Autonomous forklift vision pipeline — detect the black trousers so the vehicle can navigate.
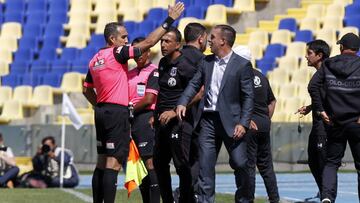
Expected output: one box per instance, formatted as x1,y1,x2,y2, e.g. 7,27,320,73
307,130,327,194
247,131,279,203
321,122,360,202
153,118,194,203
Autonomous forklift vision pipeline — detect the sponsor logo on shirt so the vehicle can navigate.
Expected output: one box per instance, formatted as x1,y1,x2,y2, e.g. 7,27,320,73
170,67,177,77
93,58,105,70
106,142,115,149
254,76,262,88
168,77,177,87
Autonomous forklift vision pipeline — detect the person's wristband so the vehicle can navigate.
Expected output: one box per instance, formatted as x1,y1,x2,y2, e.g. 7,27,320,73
162,16,175,30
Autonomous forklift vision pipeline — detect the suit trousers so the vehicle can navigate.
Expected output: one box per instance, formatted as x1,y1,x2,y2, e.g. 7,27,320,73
321,122,360,202
196,112,251,203
247,131,279,203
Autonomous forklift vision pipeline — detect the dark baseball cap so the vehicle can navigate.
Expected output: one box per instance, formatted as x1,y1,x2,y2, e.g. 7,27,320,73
337,33,360,49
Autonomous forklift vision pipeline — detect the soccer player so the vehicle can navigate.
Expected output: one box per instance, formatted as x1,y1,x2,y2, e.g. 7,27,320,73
82,3,184,203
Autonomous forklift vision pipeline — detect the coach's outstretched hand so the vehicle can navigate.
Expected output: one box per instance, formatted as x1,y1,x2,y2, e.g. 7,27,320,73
168,2,185,20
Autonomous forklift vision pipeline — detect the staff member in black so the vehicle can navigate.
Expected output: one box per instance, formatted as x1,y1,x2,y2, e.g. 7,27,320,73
297,40,330,198
309,33,360,203
154,27,197,203
233,46,280,203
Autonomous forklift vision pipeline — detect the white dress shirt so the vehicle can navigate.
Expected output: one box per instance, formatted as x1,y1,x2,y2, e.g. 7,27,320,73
204,51,233,111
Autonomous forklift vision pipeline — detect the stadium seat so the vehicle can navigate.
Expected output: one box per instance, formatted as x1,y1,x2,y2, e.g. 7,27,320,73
234,33,249,45
0,61,9,76
0,48,13,64
145,8,167,24
316,28,337,46
258,20,280,33
277,56,299,70
1,22,22,39
26,11,48,25
28,85,54,107
48,11,68,24
0,100,24,123
306,4,326,19
0,37,18,52
300,18,320,34
227,0,255,14
345,4,360,18
287,8,307,20
79,47,97,61
68,0,92,13
88,34,106,49
20,74,41,87
263,43,286,59
41,72,62,87
0,86,12,107
27,0,48,12
31,60,50,74
14,49,34,62
5,0,26,13
44,24,64,38
193,0,212,10
4,12,25,24
294,30,313,43
325,3,345,19
185,6,205,19
269,68,291,84
122,8,144,22
10,61,31,74
66,11,91,26
272,111,289,122
278,18,297,32
13,85,33,107
214,0,233,7
248,43,263,60
332,0,353,6
279,84,298,98
256,58,276,74
135,21,157,37
322,16,343,30
66,34,88,48
344,16,360,30
270,29,292,45
153,0,175,9
248,30,269,48
72,60,89,74
49,0,69,12
38,48,58,61
51,60,72,74
291,68,312,84
1,74,20,88
93,0,117,14
286,42,307,59
339,26,359,38
118,0,139,15
284,97,303,121
95,11,118,33
22,24,43,38
202,4,228,26
330,44,341,57
137,0,154,15
177,17,201,37
60,72,84,92
60,48,80,60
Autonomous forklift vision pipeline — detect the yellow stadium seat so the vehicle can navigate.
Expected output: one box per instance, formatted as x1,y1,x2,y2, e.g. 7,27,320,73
286,42,307,59
283,97,302,114
1,22,22,39
28,85,54,107
297,84,309,98
300,18,320,34
0,100,24,123
138,0,154,15
0,61,9,76
93,0,117,14
306,4,325,19
325,3,345,19
13,85,33,107
258,20,279,33
202,4,228,26
227,0,255,14
0,86,12,107
122,8,144,22
316,28,336,46
322,16,343,31
339,27,359,38
291,68,312,84
333,0,353,6
118,0,139,15
153,0,174,9
0,48,13,64
272,111,289,122
61,72,84,92
69,0,92,13
178,17,201,38
234,33,249,45
0,37,19,52
248,30,269,48
270,82,280,96
96,10,118,24
287,8,307,19
330,44,341,57
67,23,91,39
248,43,263,60
269,68,291,84
279,83,298,98
66,35,88,48
277,56,299,70
67,11,92,26
270,29,292,45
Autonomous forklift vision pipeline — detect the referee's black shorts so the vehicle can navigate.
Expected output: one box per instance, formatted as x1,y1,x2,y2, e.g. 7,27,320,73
94,103,130,163
131,110,155,158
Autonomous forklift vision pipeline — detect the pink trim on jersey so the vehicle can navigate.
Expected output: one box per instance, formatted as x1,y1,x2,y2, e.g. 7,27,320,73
88,47,129,106
128,63,158,110
129,46,134,58
145,89,158,95
83,81,94,88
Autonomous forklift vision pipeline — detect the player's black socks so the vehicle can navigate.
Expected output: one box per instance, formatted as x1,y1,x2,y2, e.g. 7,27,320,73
139,175,150,203
103,168,118,203
92,168,104,203
148,169,160,203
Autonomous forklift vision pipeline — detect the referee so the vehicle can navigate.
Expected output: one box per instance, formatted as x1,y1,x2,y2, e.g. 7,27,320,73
128,37,160,203
83,3,184,203
154,27,198,203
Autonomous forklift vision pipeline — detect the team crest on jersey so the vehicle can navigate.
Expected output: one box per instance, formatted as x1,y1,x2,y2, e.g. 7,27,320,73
254,76,262,88
170,67,177,76
93,58,105,70
168,77,177,87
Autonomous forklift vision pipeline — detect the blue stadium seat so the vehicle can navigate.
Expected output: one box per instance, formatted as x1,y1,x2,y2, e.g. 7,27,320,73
26,11,48,24
79,47,97,61
177,0,192,8
49,0,69,12
18,36,40,52
23,24,43,38
88,34,106,49
41,72,62,87
185,6,205,19
14,49,34,62
263,44,286,59
136,21,157,37
50,60,71,74
27,0,48,12
1,74,20,88
31,60,50,74
4,12,25,24
38,48,57,61
5,0,26,13
20,74,41,86
10,61,31,74
48,11,68,24
294,30,313,43
256,58,276,74
124,22,137,36
145,8,167,25
345,16,360,30
213,0,233,7
72,60,89,74
44,23,64,37
345,4,360,18
60,48,80,60
193,0,212,10
278,18,297,32
41,36,60,49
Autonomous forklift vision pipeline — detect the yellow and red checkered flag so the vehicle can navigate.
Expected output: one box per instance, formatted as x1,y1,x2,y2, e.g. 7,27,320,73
124,139,148,197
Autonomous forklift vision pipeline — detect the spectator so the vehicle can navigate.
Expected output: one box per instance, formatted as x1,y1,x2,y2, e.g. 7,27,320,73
0,133,19,188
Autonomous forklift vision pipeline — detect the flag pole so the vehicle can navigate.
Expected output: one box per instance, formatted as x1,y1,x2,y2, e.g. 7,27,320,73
60,94,66,188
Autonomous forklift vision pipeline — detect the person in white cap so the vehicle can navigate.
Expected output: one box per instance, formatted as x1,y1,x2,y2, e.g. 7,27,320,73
233,45,280,203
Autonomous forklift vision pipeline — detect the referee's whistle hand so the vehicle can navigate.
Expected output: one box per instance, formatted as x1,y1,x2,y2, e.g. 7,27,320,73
176,105,186,121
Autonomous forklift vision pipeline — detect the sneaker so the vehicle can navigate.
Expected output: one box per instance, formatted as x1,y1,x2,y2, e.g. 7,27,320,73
321,198,331,203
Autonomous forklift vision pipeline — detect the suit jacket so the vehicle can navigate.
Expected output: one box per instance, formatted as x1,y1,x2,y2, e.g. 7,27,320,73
177,53,254,137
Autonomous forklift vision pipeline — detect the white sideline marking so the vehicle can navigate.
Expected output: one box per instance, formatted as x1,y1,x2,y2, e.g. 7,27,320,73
61,188,92,203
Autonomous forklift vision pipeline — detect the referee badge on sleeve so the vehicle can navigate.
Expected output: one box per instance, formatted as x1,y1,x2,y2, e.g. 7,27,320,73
170,67,177,76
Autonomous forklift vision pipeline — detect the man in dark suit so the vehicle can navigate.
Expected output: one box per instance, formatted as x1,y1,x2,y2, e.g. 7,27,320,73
176,24,254,203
